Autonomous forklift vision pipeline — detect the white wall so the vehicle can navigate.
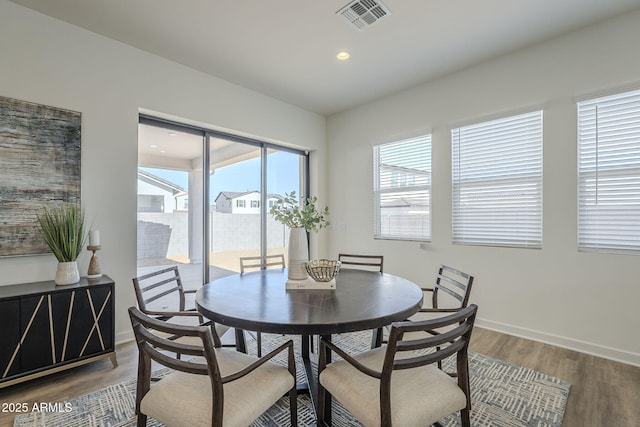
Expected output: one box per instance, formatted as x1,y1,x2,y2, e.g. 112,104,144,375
0,1,325,343
326,10,640,366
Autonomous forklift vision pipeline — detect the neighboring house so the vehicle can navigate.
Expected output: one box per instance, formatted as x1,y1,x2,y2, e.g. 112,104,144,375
137,169,187,213
215,191,282,214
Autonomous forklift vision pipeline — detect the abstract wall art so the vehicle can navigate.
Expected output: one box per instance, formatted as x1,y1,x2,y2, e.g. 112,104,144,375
0,95,81,257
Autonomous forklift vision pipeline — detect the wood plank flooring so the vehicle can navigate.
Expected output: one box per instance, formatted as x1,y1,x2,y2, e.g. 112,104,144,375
0,327,638,427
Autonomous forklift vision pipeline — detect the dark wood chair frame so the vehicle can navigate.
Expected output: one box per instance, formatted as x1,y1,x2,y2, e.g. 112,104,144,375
132,265,201,323
318,304,478,427
337,253,385,348
239,254,286,357
421,264,474,314
128,307,298,427
132,266,235,356
337,253,384,273
401,264,474,370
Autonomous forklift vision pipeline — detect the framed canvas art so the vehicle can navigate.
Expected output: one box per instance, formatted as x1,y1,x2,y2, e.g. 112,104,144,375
0,95,81,257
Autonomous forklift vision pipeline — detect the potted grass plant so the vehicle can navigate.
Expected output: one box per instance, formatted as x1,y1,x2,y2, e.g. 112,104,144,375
269,191,329,280
37,204,87,285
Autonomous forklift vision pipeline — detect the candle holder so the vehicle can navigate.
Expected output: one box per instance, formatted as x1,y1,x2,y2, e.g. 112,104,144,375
87,245,102,278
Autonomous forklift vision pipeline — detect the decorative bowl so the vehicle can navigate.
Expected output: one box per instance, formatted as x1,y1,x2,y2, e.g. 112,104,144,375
305,259,341,282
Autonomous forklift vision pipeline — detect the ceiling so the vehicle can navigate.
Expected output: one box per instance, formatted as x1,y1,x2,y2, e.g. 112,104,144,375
10,0,640,116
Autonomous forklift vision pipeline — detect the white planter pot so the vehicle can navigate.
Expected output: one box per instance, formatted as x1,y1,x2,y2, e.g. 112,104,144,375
55,261,80,285
287,227,309,280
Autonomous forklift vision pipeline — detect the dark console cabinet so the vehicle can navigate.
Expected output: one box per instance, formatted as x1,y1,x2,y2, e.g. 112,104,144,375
0,276,116,388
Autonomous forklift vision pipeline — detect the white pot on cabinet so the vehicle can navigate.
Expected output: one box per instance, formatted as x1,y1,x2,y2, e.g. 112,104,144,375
55,261,80,285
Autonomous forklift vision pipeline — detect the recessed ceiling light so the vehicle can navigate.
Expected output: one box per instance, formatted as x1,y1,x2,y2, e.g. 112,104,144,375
168,132,176,136
336,51,350,61
150,145,158,148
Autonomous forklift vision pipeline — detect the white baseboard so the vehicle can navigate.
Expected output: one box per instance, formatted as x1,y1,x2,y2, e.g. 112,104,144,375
115,329,134,346
476,318,640,367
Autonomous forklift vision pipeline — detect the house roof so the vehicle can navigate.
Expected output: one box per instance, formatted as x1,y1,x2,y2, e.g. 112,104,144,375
214,191,283,203
138,170,186,195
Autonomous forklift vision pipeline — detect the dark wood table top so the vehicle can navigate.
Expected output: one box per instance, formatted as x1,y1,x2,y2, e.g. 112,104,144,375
196,268,423,336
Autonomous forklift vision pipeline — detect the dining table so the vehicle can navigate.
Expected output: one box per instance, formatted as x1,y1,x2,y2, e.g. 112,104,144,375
195,267,423,423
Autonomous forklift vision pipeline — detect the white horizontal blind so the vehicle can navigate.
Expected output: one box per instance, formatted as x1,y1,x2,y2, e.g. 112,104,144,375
578,89,640,254
373,135,431,241
452,111,543,248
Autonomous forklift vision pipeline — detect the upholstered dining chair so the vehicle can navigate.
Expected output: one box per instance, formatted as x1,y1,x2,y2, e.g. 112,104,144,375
239,254,285,273
132,266,230,345
128,307,297,427
391,264,474,370
338,253,385,348
410,264,474,322
337,253,384,273
318,304,478,427
238,254,286,356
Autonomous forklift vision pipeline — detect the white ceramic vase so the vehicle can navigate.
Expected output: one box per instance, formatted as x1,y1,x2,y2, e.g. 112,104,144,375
55,261,80,285
287,227,309,280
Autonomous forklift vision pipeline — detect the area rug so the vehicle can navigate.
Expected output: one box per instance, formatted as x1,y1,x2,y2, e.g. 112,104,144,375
14,331,570,427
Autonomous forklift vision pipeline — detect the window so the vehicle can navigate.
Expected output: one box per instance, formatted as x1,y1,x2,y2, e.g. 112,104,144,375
578,89,640,254
236,199,246,208
251,200,260,208
452,111,543,248
373,135,431,241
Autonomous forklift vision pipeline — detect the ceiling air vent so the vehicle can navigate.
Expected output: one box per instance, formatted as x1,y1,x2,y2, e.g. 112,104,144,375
337,0,391,32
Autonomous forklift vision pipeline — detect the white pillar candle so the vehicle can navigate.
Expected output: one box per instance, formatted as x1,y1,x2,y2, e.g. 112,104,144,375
89,229,100,246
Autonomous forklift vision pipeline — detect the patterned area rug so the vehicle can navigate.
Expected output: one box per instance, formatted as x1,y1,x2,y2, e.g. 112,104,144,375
14,331,570,427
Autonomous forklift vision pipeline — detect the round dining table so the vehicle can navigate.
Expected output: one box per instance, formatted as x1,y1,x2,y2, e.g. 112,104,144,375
195,267,423,423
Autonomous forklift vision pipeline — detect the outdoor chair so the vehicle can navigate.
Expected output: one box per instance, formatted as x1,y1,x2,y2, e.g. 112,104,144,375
318,304,478,427
128,307,297,427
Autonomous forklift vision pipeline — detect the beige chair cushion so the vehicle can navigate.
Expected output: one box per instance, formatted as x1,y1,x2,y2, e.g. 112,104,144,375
320,346,466,427
141,348,294,427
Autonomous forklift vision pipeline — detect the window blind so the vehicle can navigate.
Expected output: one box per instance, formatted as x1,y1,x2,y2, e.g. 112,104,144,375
373,135,431,241
452,111,543,248
578,89,640,254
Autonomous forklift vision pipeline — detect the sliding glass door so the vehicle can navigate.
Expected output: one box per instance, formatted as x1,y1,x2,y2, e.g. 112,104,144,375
137,116,308,287
137,122,205,290
207,141,308,277
266,150,306,265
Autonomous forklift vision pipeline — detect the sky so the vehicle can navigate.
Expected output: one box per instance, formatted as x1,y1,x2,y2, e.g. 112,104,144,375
141,151,301,201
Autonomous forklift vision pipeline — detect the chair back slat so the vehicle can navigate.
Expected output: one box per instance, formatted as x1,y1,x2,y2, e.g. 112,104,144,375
129,306,220,377
132,266,186,313
141,342,210,375
395,321,472,352
431,264,474,309
385,305,478,372
141,275,182,293
142,286,181,305
393,339,466,371
338,253,384,273
240,254,285,273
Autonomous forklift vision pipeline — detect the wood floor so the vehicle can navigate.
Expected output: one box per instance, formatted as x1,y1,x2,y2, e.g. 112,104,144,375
0,327,638,427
